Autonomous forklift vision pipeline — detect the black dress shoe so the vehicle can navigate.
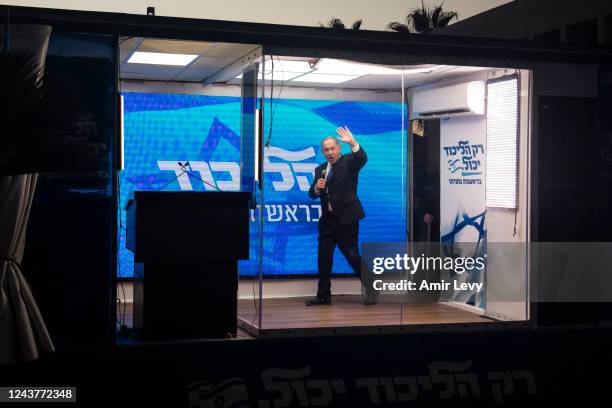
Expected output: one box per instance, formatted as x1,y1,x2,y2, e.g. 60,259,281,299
363,299,377,306
305,296,332,306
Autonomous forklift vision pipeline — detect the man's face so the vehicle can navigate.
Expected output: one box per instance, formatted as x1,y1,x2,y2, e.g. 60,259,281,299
322,139,341,164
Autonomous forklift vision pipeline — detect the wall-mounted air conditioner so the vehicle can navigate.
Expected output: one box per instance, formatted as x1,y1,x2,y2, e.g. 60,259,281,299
410,81,485,119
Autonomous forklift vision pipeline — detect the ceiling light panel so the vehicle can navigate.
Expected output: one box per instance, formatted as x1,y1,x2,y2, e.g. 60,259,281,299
127,51,198,66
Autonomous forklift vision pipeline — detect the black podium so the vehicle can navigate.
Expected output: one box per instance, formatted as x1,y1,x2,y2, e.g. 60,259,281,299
126,191,251,339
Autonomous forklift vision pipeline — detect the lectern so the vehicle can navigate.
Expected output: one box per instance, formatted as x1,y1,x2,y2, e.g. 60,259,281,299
126,191,251,339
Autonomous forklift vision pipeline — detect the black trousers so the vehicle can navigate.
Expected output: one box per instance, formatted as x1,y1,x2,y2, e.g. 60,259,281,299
316,212,362,299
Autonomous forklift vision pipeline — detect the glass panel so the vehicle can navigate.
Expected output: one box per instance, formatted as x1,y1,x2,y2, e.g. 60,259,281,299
238,62,263,336
403,66,447,326
258,53,406,332
403,65,531,325
117,40,265,339
483,70,530,321
24,32,117,346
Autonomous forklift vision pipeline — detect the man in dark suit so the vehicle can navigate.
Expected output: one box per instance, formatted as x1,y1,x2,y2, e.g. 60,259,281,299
306,126,374,306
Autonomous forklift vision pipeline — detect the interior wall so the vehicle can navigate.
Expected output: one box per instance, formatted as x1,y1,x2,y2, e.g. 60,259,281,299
485,69,531,322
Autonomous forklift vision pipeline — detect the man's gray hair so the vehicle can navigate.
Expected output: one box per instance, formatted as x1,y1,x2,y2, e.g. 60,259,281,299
320,136,339,147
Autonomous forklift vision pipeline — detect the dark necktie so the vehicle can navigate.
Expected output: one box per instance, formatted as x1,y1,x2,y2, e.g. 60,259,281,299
325,165,333,195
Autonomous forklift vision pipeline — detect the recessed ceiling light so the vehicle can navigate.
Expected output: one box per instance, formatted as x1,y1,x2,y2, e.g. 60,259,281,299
292,73,361,83
127,51,198,66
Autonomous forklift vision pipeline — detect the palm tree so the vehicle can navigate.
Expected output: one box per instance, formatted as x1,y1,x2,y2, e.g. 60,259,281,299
387,21,411,33
318,17,363,31
388,2,458,34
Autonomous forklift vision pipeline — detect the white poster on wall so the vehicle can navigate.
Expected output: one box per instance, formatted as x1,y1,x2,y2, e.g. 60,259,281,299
439,115,487,308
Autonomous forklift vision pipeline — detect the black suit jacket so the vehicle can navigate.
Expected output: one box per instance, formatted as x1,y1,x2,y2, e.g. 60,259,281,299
308,146,367,225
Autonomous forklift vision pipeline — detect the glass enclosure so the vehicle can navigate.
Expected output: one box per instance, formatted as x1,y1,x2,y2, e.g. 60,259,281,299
252,53,408,331
117,36,532,337
240,51,531,333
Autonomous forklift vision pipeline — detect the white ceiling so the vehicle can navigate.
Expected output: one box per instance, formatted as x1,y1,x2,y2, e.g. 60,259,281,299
120,37,259,82
119,37,491,89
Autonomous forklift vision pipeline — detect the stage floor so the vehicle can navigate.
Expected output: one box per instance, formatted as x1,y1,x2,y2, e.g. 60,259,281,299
116,296,492,342
238,295,490,334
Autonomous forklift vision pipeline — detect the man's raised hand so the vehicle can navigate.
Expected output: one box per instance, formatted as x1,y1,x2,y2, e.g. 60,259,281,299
336,126,356,147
